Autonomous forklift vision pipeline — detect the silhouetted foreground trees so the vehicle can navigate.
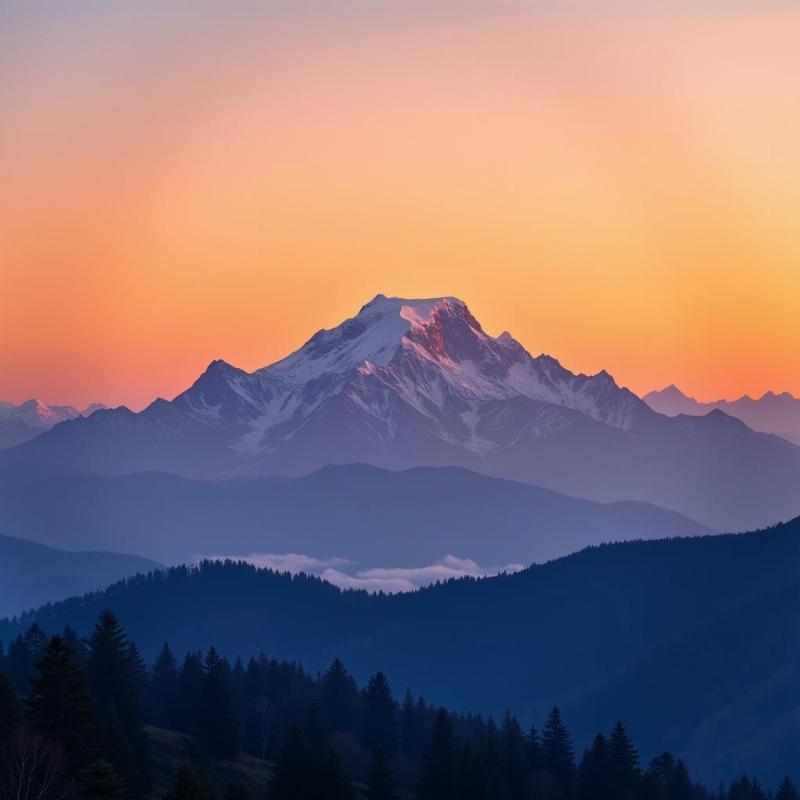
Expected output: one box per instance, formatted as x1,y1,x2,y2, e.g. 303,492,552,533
1,615,797,800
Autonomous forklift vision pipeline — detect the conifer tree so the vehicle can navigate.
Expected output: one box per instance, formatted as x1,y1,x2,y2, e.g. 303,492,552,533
776,776,800,800
26,634,96,767
366,746,397,800
86,611,149,792
527,725,540,772
150,642,180,728
178,651,204,732
578,733,610,800
78,759,126,800
321,657,360,734
417,708,457,800
362,671,397,754
199,646,240,760
540,706,575,790
608,721,640,800
671,759,693,800
500,710,529,800
87,611,140,725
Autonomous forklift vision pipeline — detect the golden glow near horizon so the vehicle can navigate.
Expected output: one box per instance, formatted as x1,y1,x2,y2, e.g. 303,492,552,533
1,2,799,410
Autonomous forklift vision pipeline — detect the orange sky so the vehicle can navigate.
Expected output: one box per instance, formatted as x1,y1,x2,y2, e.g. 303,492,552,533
1,1,799,410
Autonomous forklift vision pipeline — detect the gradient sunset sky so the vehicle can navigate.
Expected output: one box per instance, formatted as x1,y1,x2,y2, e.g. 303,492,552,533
1,1,799,410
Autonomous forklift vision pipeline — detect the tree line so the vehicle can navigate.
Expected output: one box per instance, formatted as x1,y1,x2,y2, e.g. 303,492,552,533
1,614,797,800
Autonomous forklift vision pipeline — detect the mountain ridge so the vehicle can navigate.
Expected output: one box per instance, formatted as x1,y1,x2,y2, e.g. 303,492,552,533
8,295,800,531
0,462,709,567
644,384,800,445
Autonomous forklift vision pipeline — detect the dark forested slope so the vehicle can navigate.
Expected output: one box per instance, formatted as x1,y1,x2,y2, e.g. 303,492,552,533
2,518,798,784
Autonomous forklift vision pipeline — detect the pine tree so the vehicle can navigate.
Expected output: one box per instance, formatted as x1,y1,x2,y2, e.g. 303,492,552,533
671,759,693,800
500,710,528,800
776,776,800,800
178,651,204,732
527,725,540,771
0,670,20,747
578,733,610,800
87,611,141,727
608,721,640,800
321,657,360,734
87,611,151,793
199,646,240,760
78,759,126,800
362,671,397,755
164,762,214,800
150,642,180,728
26,634,96,767
540,706,575,790
366,746,397,800
417,708,457,800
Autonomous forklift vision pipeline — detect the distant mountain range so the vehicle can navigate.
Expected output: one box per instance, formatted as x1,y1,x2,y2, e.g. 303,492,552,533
6,295,800,531
6,516,798,785
0,398,107,448
0,531,159,619
0,462,708,568
644,385,800,445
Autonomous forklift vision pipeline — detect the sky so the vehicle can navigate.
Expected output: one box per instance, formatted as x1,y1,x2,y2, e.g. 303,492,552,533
1,0,799,410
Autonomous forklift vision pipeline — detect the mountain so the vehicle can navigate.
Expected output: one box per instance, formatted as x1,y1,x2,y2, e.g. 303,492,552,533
0,398,107,448
0,462,708,567
0,531,160,618
9,295,800,531
644,385,800,445
4,517,798,785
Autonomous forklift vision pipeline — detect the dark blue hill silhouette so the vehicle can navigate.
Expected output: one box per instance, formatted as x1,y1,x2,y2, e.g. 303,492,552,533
2,516,798,784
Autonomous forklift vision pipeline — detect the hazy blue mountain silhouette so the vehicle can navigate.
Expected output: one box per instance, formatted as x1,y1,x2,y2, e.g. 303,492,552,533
0,531,159,618
0,462,707,566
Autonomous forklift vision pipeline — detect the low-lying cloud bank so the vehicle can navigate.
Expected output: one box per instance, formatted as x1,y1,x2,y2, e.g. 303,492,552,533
198,552,525,593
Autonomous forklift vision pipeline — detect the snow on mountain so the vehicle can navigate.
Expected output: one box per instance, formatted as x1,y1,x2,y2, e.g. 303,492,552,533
165,295,646,462
0,399,108,448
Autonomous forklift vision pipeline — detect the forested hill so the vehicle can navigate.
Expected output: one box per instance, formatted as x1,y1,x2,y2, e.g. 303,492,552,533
2,517,799,784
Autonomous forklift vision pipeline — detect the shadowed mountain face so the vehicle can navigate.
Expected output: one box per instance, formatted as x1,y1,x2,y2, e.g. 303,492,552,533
644,385,800,445
8,296,800,531
0,532,160,618
4,518,798,785
0,463,708,567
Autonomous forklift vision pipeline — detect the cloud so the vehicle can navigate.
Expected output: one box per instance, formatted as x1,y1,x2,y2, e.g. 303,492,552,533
198,552,524,594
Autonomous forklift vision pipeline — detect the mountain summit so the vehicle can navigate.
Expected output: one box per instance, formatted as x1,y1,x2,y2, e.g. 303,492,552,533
9,295,800,530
